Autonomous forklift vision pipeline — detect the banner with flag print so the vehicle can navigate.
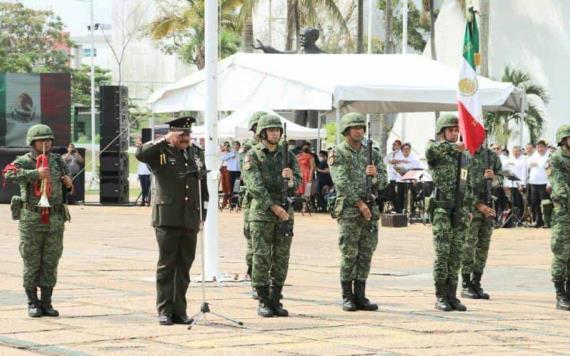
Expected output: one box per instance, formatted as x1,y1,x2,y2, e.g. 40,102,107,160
457,11,486,155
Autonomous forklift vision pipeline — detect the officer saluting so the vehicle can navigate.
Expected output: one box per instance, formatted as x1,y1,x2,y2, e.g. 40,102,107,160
135,117,209,325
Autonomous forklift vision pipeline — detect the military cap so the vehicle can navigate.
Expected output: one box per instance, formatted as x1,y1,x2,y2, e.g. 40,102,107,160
556,125,570,146
26,124,55,146
248,111,267,132
339,112,366,135
256,114,283,135
166,116,195,132
435,113,459,134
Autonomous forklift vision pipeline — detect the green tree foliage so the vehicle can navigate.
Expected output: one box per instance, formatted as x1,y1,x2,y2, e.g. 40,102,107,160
71,65,112,107
0,3,73,73
377,0,434,52
485,66,549,145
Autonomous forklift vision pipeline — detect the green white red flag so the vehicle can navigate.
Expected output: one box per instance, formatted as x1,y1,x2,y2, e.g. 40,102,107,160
457,12,485,155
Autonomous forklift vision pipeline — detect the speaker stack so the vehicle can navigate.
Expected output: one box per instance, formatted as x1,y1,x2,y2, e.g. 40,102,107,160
99,85,129,204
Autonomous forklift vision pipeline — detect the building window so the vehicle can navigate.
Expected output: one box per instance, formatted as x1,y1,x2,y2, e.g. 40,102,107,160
83,48,97,57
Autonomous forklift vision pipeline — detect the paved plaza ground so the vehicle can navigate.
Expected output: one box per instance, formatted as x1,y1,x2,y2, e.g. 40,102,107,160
1,204,569,355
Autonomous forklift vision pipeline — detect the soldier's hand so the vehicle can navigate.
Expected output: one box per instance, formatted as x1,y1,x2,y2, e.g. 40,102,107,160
61,175,73,189
282,168,293,180
484,169,495,180
365,165,377,177
135,137,142,147
468,213,474,222
456,142,466,152
546,186,552,194
270,204,289,221
356,200,372,221
165,131,184,146
475,203,496,218
37,167,49,179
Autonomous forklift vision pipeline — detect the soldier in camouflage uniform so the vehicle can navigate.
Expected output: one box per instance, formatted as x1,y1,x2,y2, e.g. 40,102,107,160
239,111,266,299
425,114,473,312
242,115,301,317
461,144,503,300
547,125,570,311
329,113,387,312
3,125,73,318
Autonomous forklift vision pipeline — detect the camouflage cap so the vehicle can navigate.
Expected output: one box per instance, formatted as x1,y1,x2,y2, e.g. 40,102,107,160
435,113,459,134
339,112,366,136
26,124,55,146
248,111,267,132
556,125,570,146
256,114,283,136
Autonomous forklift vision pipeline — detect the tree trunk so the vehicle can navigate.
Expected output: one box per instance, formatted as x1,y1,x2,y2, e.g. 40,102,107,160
429,0,436,60
294,5,300,52
286,0,296,50
241,11,254,53
479,0,490,77
385,0,394,54
357,0,364,53
380,0,397,156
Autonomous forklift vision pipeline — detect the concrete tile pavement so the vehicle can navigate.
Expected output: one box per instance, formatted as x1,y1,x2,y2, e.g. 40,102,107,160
0,204,568,355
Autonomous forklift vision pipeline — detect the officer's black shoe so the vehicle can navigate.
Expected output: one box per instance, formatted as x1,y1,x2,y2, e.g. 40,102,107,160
158,314,174,325
447,281,467,312
25,288,42,318
172,314,194,325
554,281,570,311
40,287,59,317
341,281,357,311
472,272,490,299
256,286,274,317
461,274,480,299
270,285,289,317
434,282,452,311
354,280,378,311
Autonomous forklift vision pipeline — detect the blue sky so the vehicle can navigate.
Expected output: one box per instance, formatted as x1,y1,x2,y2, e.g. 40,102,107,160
19,0,113,36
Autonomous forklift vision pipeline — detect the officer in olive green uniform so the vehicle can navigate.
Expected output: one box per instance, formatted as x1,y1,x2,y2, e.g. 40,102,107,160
329,113,388,312
239,111,266,300
425,114,473,312
547,125,570,311
242,115,301,318
461,145,502,300
3,125,73,318
135,117,209,325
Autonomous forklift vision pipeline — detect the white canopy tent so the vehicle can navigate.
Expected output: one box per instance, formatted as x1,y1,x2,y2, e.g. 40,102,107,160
148,53,523,114
191,109,326,140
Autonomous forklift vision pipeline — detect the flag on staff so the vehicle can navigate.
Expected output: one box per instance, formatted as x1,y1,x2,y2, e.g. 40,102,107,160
457,9,485,155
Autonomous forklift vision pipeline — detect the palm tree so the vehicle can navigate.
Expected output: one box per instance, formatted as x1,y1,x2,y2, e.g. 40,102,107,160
285,0,351,51
485,66,549,145
149,0,243,69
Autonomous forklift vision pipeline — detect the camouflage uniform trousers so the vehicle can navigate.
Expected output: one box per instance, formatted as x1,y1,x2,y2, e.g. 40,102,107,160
551,207,570,282
19,211,65,289
243,205,253,271
338,216,379,282
250,220,293,288
461,211,493,275
432,208,469,284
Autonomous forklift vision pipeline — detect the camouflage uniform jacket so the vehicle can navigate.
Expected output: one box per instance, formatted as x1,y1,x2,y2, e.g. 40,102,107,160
468,147,504,207
4,151,69,211
242,142,301,222
425,140,474,208
329,141,388,219
548,147,570,209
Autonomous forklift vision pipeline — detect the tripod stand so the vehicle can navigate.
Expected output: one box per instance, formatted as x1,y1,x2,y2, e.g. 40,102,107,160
188,168,243,330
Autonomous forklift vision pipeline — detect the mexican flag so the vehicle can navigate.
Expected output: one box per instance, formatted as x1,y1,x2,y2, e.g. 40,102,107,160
0,73,71,147
457,12,485,155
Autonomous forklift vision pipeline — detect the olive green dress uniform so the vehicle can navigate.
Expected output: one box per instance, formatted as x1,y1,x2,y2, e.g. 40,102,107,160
135,118,208,322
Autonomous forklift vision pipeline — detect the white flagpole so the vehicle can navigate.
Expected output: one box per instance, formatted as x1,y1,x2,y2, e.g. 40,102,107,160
204,0,219,280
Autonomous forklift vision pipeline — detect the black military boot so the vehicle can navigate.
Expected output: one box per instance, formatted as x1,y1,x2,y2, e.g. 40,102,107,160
25,288,42,318
472,272,490,300
447,280,467,311
40,287,59,317
554,281,570,311
461,273,480,299
270,285,289,317
255,286,274,317
354,280,378,311
341,281,357,311
434,281,452,311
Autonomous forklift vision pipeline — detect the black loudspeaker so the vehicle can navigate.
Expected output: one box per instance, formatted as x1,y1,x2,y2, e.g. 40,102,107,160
0,147,86,204
99,150,129,204
141,128,152,143
99,85,129,152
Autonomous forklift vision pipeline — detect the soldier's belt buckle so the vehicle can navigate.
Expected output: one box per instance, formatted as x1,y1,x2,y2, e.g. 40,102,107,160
460,168,468,180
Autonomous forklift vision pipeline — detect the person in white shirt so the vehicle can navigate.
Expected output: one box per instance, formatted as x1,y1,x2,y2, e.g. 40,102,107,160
396,143,423,214
221,141,241,207
384,140,403,212
504,146,527,223
528,140,551,227
136,137,152,206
